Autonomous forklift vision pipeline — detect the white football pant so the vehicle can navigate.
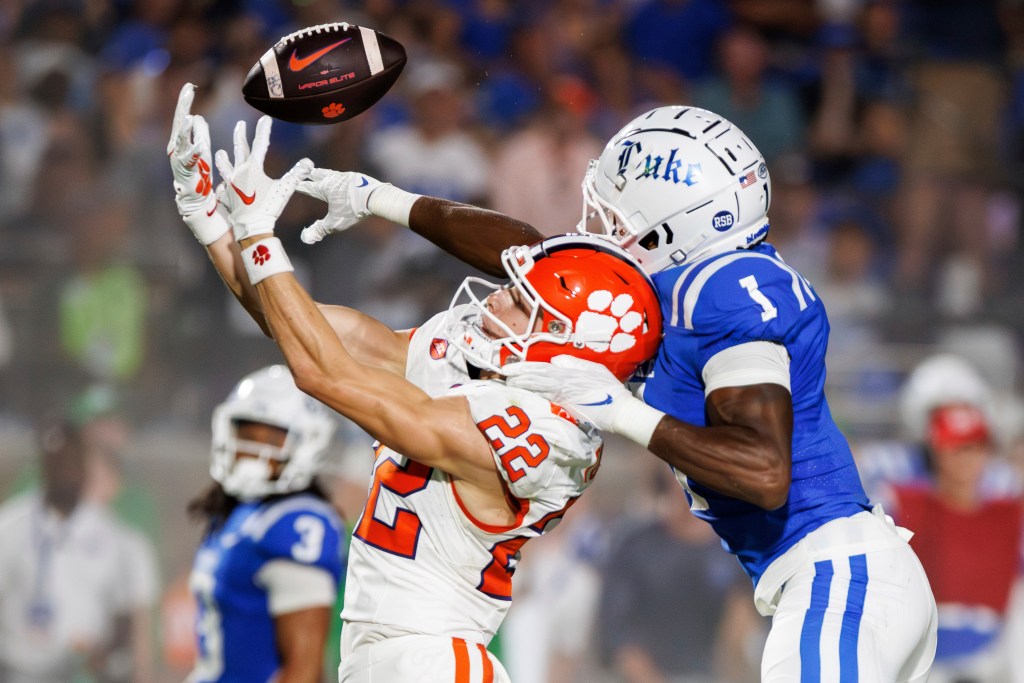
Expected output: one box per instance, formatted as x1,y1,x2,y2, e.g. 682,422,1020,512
339,633,510,683
757,510,937,682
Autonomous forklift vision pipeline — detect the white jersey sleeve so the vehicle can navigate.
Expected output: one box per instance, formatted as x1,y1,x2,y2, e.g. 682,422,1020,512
405,308,473,396
451,381,604,528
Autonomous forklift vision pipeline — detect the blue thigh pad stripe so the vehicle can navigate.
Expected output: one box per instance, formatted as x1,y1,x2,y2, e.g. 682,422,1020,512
800,559,834,682
839,554,869,683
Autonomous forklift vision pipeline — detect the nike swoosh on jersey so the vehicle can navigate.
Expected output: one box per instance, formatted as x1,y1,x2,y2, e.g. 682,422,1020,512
206,202,218,217
356,176,370,187
288,38,352,72
580,394,614,406
231,183,256,205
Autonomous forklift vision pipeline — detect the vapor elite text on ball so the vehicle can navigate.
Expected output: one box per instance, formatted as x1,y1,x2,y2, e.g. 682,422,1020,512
243,22,407,125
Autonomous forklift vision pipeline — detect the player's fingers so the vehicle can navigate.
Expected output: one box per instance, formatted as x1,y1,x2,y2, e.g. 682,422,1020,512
214,150,234,183
173,114,194,158
168,83,195,152
499,361,551,378
251,116,273,166
296,180,325,201
308,167,331,182
192,115,211,157
233,120,250,165
281,158,314,190
300,221,327,245
551,354,604,372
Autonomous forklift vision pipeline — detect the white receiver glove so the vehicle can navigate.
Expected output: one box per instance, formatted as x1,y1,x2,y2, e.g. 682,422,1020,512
167,83,229,245
214,116,312,241
295,169,383,244
502,355,666,447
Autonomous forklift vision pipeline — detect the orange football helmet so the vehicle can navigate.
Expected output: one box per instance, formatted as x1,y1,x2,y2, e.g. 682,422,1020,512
446,234,663,381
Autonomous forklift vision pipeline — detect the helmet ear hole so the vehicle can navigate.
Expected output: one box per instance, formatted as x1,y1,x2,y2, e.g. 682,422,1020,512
639,225,673,251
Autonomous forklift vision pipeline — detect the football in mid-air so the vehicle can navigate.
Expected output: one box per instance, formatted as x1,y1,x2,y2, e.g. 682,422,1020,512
242,22,406,125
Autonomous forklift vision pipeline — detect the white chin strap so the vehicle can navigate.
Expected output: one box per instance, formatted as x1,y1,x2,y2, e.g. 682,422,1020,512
223,458,274,500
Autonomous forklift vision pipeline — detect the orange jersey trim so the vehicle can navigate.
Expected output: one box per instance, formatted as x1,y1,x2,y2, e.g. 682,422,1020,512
449,479,529,533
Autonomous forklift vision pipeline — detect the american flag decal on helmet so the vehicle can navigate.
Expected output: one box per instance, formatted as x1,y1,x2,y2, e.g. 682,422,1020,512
738,170,756,188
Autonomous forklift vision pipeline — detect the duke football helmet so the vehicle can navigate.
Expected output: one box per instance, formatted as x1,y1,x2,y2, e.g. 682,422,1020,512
210,365,337,500
580,106,771,273
446,234,662,381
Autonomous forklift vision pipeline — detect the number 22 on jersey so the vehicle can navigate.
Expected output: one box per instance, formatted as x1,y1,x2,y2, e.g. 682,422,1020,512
354,457,432,558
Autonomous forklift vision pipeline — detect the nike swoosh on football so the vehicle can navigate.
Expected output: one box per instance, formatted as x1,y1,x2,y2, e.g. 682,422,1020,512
231,183,256,205
288,38,352,72
580,394,614,406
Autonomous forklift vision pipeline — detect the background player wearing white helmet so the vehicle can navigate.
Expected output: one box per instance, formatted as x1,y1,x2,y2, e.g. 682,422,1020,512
187,364,345,683
167,84,662,682
279,104,939,682
858,353,1020,503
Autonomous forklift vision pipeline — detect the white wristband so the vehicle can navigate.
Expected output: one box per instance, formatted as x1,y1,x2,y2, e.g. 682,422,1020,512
241,238,293,285
612,397,666,448
366,184,421,226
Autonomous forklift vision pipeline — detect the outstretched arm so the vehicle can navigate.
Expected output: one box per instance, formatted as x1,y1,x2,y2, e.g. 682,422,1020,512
407,197,542,277
503,356,793,510
296,169,543,278
212,116,502,492
168,84,407,373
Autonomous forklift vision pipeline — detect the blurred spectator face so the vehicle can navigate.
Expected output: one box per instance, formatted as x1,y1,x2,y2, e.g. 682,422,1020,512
861,1,901,52
40,424,86,515
718,26,768,86
408,62,465,137
828,221,876,283
860,101,905,158
928,404,992,492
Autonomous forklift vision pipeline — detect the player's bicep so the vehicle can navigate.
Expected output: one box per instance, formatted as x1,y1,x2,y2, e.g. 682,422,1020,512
317,303,409,375
398,395,499,484
705,382,793,453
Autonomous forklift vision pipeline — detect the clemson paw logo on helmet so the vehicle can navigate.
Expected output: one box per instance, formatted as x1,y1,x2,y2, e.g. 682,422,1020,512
251,244,272,265
576,290,644,353
322,102,346,118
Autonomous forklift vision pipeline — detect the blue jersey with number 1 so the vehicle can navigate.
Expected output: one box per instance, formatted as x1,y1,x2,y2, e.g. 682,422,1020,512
643,242,870,584
189,494,345,683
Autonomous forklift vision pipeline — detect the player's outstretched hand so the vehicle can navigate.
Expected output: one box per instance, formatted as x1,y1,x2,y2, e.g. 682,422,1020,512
502,355,635,432
295,169,383,244
167,82,229,245
214,115,313,241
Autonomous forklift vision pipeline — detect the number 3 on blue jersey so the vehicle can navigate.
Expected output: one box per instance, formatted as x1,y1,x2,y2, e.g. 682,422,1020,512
291,515,325,562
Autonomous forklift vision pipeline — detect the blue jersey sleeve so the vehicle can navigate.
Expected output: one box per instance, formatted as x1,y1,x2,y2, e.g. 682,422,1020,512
252,496,346,582
678,252,816,370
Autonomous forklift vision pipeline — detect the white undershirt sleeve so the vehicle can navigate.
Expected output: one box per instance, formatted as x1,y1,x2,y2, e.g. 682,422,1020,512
702,341,791,396
255,559,337,616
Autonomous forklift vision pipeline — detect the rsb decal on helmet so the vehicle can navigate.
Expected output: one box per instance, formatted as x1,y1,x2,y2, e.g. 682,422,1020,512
712,211,735,232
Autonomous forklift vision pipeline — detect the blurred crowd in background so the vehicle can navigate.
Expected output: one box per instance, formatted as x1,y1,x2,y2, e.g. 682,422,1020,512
3,0,1024,681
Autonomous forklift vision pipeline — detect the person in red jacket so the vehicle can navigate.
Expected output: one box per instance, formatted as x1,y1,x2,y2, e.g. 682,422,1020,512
890,402,1023,683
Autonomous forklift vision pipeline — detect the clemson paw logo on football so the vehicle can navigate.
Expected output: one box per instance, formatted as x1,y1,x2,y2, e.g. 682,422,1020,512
251,244,272,265
577,290,644,353
322,102,346,119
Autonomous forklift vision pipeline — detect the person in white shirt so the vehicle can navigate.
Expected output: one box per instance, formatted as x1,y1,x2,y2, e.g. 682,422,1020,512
0,423,139,683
